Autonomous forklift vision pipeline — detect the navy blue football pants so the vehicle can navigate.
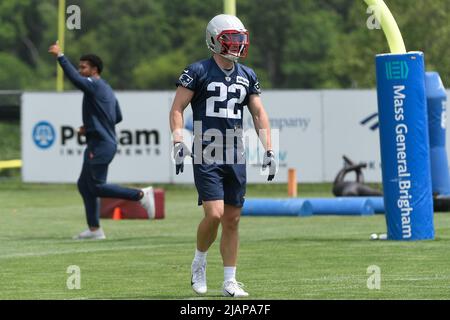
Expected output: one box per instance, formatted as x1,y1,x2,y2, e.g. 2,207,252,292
77,141,141,228
193,163,247,208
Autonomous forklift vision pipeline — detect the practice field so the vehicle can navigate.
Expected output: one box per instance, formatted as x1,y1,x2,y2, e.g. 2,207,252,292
0,179,449,300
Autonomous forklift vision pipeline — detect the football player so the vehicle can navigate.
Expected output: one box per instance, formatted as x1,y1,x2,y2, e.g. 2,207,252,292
169,14,277,297
48,42,155,240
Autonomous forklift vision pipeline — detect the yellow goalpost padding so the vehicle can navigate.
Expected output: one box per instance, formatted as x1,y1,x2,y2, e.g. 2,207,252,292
0,160,22,170
56,0,66,92
224,0,236,16
364,0,406,54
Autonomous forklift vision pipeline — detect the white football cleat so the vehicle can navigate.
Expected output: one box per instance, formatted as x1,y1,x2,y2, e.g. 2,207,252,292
139,186,155,219
191,260,207,295
73,228,106,240
222,280,249,297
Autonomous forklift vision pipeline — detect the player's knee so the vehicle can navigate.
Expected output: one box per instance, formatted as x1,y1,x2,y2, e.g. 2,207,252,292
206,211,223,223
203,201,224,221
222,214,240,230
204,206,224,222
90,183,105,196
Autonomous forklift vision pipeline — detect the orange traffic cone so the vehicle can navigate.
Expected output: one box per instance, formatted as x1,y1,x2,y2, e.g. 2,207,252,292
112,207,122,220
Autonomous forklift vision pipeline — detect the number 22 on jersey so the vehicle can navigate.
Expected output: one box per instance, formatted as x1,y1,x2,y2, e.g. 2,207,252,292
206,82,246,119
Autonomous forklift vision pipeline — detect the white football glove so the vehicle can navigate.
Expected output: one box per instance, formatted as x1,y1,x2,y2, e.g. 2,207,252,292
262,150,277,181
173,142,191,175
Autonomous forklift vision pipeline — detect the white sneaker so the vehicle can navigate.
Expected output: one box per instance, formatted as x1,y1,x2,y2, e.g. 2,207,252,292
191,260,207,295
223,280,249,297
139,187,155,219
73,228,106,240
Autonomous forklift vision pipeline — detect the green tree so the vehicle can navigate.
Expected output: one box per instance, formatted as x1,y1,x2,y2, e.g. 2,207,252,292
0,53,34,89
0,0,449,90
133,50,188,89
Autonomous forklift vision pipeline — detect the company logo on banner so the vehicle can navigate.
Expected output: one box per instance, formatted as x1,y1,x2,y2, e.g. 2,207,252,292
32,121,56,149
360,112,379,131
22,92,171,183
386,61,409,80
254,117,311,132
32,123,161,157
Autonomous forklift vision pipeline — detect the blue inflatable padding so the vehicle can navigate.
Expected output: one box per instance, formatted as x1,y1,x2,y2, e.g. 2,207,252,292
426,72,450,195
242,199,313,217
430,148,450,195
426,72,447,100
375,52,434,240
308,198,374,216
336,197,385,213
242,197,386,216
364,197,385,213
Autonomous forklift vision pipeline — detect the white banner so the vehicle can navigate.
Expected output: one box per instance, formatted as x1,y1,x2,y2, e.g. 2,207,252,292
22,90,450,183
244,91,323,183
22,92,171,183
322,90,382,182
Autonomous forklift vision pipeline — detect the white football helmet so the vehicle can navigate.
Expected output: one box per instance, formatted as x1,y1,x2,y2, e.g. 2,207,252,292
206,14,249,62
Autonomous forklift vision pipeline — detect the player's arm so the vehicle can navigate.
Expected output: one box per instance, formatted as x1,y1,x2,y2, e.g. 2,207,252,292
248,94,272,151
170,86,194,174
248,94,276,181
48,42,95,94
170,86,194,143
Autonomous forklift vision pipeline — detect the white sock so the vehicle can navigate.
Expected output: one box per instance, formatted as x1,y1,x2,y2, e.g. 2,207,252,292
193,249,207,264
224,266,236,282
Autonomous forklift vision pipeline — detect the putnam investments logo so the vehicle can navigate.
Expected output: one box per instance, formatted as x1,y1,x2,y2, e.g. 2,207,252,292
31,122,161,157
386,61,409,80
33,121,56,149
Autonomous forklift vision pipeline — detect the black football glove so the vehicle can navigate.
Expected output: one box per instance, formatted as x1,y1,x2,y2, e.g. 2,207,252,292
173,142,191,175
262,150,277,181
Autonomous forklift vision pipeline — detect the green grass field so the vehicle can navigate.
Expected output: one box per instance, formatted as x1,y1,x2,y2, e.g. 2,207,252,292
0,178,449,300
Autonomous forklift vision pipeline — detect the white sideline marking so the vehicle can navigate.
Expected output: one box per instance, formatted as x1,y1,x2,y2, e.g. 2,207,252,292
0,243,187,260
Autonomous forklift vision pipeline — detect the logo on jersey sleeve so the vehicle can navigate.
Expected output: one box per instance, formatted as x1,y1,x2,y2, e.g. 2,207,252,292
236,76,249,87
179,72,194,87
254,81,261,94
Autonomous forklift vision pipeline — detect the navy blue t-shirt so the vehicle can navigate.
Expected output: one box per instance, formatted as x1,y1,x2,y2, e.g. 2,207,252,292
176,57,261,144
58,55,122,146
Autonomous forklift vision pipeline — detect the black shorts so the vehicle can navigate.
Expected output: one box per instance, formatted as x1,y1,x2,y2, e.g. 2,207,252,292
193,163,246,208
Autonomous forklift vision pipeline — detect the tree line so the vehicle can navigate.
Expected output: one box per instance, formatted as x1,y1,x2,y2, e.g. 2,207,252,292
0,0,449,91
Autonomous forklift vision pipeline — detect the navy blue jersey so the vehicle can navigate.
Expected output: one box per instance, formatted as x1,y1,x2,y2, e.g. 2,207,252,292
58,55,122,145
176,57,261,141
